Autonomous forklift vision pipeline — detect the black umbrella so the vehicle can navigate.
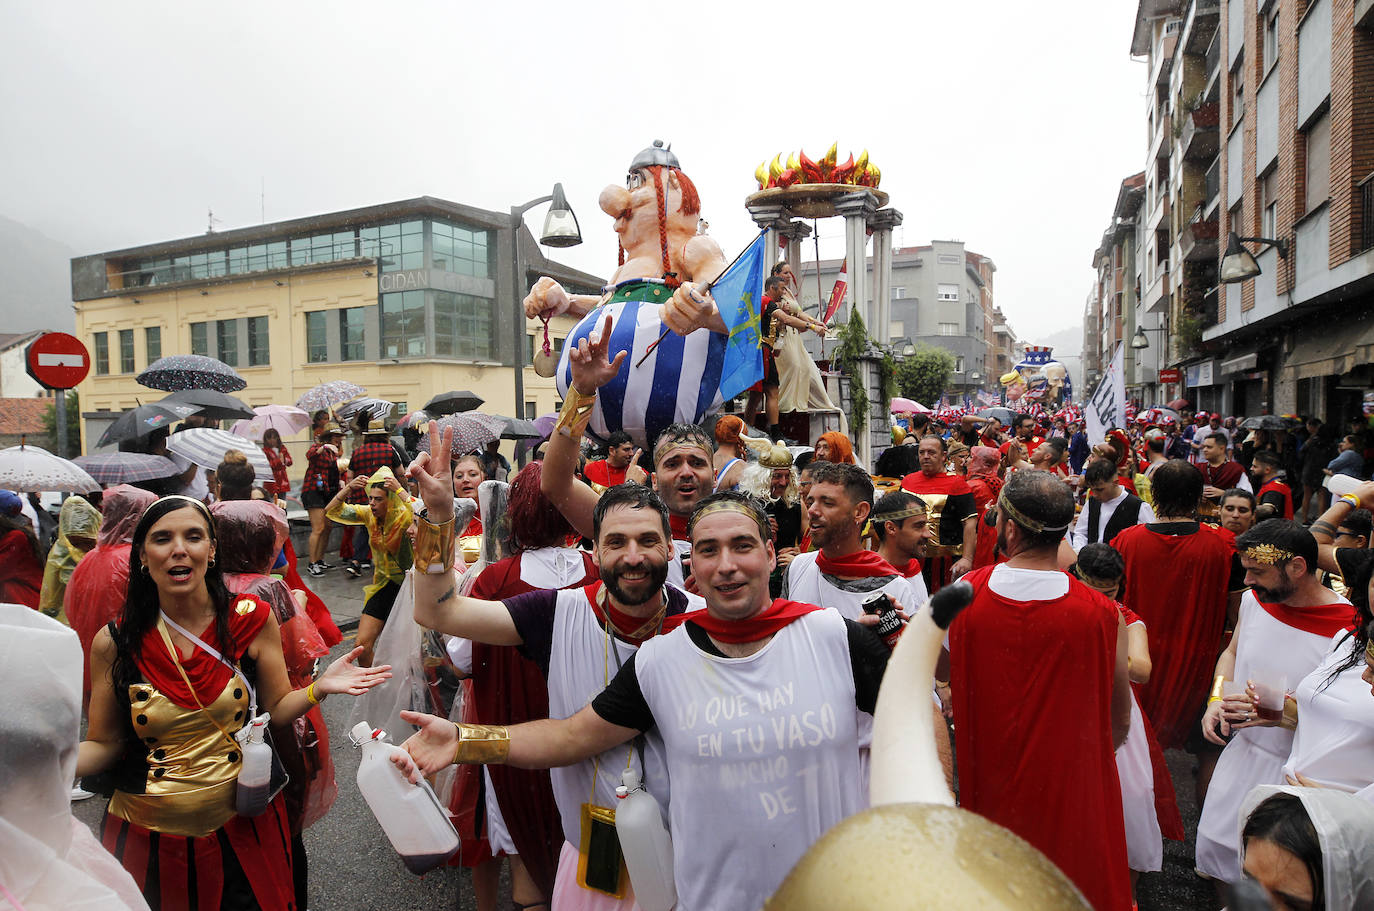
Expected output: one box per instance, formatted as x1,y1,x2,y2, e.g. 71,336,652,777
161,389,255,421
499,417,544,440
424,390,484,416
137,354,246,393
1240,414,1293,430
96,402,203,448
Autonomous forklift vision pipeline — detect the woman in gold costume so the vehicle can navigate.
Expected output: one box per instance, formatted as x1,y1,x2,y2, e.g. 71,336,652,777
76,495,389,911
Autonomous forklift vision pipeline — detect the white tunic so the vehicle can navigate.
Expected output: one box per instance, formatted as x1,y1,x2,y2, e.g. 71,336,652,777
634,609,863,911
1195,592,1349,881
1115,618,1162,873
1282,631,1374,802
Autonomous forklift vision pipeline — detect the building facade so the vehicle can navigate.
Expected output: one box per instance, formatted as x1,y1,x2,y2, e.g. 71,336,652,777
797,240,1010,398
1106,0,1374,423
70,197,603,457
0,330,50,399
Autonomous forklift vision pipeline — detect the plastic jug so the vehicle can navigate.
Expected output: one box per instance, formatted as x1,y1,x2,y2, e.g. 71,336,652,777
615,767,676,911
234,714,273,817
351,721,460,875
1324,473,1362,497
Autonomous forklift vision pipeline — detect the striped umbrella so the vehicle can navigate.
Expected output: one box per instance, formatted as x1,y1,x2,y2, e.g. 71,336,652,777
73,453,182,485
165,428,273,482
297,381,366,413
336,397,395,425
137,355,246,393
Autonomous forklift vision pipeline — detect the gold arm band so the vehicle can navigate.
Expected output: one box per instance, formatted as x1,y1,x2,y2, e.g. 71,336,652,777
414,515,457,574
306,681,322,706
1280,696,1298,732
452,722,511,764
556,385,597,440
1208,675,1226,704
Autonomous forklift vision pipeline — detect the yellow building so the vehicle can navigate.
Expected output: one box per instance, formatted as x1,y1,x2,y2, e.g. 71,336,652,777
70,196,603,472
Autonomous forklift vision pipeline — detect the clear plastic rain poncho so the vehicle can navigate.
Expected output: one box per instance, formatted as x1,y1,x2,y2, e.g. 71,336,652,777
38,495,101,622
0,604,151,911
1239,784,1374,908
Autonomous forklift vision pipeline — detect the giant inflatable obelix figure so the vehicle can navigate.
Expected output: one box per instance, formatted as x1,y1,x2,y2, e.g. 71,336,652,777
524,141,731,449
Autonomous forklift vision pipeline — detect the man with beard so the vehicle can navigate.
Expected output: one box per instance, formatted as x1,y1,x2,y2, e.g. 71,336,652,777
1194,520,1351,894
542,321,713,588
785,462,925,615
408,430,701,911
999,412,1044,461
1198,432,1252,520
398,491,892,911
948,470,1133,911
1219,488,1258,536
1250,450,1294,519
900,435,978,591
1113,460,1246,758
583,431,637,492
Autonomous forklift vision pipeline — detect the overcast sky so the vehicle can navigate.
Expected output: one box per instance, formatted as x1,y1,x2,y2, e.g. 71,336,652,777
2,1,1147,348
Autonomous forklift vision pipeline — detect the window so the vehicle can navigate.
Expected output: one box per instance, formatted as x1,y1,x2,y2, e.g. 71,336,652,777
937,283,959,302
306,312,328,363
937,253,961,265
1261,168,1279,239
119,329,135,373
144,326,161,364
1261,8,1278,76
246,316,269,366
893,287,905,299
433,291,495,360
381,290,427,357
339,308,365,361
291,230,357,267
938,322,959,336
366,221,424,273
190,322,208,356
1304,112,1331,214
432,221,491,278
1230,59,1245,127
217,319,238,367
93,332,108,375
955,356,965,373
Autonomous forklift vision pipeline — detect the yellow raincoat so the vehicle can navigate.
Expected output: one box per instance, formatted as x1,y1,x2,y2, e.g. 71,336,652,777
38,496,101,622
326,466,414,601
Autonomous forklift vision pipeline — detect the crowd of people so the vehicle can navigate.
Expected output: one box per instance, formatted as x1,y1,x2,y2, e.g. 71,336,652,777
5,356,1374,911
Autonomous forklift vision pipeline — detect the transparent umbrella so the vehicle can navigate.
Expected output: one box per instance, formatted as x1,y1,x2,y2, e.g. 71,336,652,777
0,443,99,493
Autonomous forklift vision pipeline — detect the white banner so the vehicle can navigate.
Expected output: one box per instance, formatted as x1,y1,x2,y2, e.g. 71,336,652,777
1085,343,1126,445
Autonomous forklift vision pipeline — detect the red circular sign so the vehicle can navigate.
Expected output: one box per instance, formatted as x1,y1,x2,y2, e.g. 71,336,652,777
25,332,92,390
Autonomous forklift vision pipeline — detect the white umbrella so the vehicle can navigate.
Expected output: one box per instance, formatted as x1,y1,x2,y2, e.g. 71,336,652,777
166,429,273,482
0,444,99,493
231,404,312,441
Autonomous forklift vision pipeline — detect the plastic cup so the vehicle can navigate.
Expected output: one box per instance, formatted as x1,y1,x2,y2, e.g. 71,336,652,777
1251,671,1288,723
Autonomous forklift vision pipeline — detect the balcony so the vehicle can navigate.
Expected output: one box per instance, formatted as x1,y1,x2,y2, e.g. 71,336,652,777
1181,0,1220,54
1180,102,1220,162
1179,207,1219,262
1153,28,1179,87
1362,172,1374,253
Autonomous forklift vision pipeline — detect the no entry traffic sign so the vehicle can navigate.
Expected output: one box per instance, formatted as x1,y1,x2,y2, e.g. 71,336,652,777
26,332,91,390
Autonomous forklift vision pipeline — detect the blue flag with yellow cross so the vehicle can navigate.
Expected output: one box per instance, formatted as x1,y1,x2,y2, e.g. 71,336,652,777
714,230,768,400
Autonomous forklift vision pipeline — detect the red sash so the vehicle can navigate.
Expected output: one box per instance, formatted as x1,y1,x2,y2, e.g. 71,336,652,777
815,548,901,578
669,513,690,541
668,598,821,643
1256,597,1354,638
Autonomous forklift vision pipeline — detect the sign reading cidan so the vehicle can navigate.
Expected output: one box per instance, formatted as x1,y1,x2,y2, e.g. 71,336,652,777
377,268,495,298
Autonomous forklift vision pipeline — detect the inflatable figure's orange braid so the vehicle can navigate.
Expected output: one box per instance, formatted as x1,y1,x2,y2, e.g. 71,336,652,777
651,166,677,287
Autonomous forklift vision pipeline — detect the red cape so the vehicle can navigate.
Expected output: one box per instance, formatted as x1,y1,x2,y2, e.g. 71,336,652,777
0,528,42,608
1114,522,1236,748
951,567,1132,911
1256,597,1355,638
900,471,974,496
66,543,133,702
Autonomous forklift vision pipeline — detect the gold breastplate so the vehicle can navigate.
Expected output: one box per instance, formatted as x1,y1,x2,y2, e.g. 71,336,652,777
108,677,249,837
913,492,963,558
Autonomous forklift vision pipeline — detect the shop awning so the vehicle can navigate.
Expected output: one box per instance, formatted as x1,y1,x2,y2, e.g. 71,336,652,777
1281,311,1374,381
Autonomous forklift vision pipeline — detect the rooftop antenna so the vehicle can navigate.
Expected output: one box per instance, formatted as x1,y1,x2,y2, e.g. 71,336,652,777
206,208,222,234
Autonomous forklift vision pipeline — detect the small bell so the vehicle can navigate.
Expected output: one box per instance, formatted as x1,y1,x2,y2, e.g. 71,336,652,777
531,318,558,377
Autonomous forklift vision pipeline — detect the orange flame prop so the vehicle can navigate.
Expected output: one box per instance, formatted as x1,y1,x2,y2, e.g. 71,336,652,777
755,145,882,190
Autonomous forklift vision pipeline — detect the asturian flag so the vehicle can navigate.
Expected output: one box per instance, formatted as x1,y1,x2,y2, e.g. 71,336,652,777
716,231,769,400
823,259,849,326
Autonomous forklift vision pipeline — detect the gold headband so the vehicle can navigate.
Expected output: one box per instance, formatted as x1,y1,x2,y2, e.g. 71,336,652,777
871,505,927,524
687,499,770,539
996,491,1071,534
1071,565,1118,591
1241,543,1297,565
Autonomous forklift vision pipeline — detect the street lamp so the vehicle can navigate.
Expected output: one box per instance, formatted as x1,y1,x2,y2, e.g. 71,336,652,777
1219,231,1288,283
510,184,582,463
1130,325,1165,350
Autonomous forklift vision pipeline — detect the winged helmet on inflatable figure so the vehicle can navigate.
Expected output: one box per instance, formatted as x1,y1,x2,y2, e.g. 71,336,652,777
523,141,733,450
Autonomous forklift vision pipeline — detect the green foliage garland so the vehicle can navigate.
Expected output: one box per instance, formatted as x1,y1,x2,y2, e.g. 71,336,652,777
836,310,870,435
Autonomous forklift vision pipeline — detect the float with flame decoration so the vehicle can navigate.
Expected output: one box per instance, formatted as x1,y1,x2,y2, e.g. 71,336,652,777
746,143,888,217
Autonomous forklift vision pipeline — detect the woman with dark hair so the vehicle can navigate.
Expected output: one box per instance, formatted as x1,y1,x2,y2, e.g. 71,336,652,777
0,488,44,607
75,496,389,911
1240,787,1374,909
261,428,293,499
216,449,261,502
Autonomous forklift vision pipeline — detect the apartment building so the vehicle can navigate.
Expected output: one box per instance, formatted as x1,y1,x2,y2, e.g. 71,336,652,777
70,197,602,452
1118,0,1374,422
797,240,1010,397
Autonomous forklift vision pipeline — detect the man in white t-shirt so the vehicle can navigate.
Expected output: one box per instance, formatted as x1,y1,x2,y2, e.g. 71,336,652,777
399,490,894,911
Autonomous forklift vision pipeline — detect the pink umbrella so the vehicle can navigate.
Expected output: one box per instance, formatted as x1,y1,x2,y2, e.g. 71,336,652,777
889,397,931,414
230,404,312,441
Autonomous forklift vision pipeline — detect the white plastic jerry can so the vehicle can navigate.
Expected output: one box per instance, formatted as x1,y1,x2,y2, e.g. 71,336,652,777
351,721,460,874
234,713,273,817
615,767,677,911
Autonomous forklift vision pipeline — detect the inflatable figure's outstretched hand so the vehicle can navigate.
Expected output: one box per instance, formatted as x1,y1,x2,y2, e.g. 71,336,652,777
569,315,627,394
524,276,571,320
662,281,722,336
